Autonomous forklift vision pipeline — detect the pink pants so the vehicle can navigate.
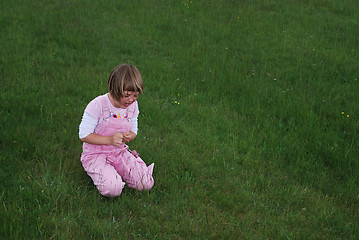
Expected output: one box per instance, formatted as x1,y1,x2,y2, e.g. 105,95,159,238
81,147,154,197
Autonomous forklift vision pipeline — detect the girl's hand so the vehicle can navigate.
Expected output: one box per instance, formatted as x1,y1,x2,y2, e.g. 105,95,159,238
111,132,124,146
123,131,136,143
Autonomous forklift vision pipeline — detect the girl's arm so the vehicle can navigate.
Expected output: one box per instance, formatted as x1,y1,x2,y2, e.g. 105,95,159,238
79,112,124,146
123,131,136,143
81,132,124,147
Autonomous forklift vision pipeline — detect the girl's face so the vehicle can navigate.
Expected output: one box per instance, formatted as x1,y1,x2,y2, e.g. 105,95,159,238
116,91,139,108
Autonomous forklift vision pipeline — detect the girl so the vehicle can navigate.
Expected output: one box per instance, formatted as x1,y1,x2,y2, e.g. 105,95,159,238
79,64,154,197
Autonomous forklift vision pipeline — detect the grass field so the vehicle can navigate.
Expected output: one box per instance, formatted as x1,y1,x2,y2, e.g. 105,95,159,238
1,0,358,239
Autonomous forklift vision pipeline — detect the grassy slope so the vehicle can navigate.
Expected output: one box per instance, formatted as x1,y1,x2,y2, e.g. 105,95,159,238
1,0,358,239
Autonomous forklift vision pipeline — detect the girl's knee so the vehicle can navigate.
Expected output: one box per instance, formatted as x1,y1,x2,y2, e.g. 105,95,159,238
143,180,154,191
137,178,154,191
137,163,155,191
99,179,125,197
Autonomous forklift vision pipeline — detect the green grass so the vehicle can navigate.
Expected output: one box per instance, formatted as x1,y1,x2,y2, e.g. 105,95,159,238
1,0,358,239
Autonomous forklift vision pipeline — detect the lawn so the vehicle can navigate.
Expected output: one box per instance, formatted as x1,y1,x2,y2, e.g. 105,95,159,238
1,0,358,239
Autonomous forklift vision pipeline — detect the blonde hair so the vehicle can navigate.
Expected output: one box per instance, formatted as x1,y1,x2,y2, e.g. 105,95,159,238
107,64,143,101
